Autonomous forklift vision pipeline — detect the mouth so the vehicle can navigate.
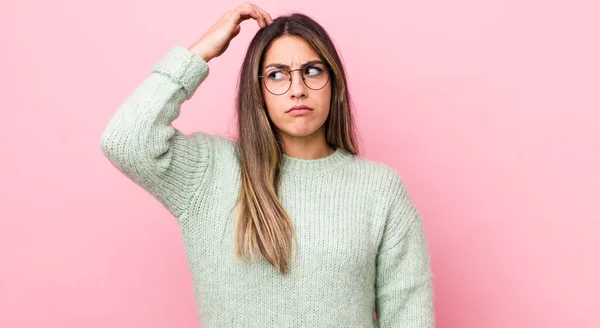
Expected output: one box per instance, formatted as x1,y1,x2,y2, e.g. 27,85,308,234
286,105,314,113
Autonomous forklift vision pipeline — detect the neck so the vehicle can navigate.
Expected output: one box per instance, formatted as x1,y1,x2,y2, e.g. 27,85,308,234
279,129,334,160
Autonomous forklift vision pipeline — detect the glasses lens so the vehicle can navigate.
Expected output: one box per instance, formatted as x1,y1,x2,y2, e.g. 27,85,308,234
302,63,329,90
264,69,291,95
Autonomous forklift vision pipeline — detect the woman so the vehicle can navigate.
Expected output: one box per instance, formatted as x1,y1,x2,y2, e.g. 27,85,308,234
100,3,434,327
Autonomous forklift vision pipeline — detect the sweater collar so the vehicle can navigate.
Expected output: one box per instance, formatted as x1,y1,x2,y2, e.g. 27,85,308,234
281,147,354,175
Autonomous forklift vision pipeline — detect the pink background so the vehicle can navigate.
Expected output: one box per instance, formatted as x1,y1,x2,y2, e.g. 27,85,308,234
1,0,598,327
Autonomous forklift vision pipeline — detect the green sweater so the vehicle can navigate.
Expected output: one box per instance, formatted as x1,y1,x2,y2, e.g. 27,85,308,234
100,45,435,327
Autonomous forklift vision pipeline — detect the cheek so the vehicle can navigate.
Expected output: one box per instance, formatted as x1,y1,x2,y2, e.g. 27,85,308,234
315,87,332,112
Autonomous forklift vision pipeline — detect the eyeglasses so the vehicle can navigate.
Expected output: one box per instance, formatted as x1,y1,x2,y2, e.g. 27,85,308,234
258,62,331,95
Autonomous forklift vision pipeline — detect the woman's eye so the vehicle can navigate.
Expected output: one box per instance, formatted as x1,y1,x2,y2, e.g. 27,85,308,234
268,71,285,80
304,66,323,77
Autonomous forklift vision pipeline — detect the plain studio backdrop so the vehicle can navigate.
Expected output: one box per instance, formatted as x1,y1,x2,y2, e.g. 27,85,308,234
1,0,598,327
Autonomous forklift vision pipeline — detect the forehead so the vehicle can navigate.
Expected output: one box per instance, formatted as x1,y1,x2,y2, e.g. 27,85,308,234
262,35,321,65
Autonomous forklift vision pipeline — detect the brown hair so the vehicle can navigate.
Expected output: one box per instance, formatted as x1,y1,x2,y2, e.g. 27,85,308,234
233,13,359,274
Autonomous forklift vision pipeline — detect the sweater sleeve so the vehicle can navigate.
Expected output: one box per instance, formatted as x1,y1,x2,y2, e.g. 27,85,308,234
100,46,212,218
375,176,435,327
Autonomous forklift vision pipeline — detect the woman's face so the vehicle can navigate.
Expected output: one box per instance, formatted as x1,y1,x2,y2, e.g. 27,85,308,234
260,35,332,140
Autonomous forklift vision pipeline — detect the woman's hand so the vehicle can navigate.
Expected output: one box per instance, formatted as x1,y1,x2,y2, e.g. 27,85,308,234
188,2,273,62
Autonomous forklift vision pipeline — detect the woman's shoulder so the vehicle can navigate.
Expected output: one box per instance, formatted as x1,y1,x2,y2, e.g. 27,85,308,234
348,154,406,187
336,154,408,205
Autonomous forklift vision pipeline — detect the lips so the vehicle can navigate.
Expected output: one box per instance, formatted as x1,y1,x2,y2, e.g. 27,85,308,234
286,105,314,113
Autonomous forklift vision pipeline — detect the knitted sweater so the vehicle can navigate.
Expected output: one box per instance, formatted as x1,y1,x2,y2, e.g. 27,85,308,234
100,46,435,327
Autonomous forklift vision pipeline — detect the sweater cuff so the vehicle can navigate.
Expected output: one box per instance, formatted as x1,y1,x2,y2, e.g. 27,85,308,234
151,45,209,99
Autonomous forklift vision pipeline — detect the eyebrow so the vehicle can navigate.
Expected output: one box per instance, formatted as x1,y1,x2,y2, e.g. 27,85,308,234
263,60,324,71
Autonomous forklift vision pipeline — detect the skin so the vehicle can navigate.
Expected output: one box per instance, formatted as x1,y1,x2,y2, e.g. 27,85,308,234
261,36,335,160
188,2,334,159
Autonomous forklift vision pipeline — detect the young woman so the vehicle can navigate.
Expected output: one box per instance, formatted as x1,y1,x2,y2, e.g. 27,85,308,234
101,3,434,327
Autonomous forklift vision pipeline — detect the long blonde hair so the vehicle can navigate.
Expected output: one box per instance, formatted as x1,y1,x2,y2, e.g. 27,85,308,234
234,13,359,274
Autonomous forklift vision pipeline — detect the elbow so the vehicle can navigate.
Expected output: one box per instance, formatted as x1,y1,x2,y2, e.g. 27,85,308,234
99,125,137,166
100,126,118,159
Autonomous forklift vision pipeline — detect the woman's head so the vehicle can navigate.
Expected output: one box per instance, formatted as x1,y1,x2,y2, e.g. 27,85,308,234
234,13,359,274
260,35,331,141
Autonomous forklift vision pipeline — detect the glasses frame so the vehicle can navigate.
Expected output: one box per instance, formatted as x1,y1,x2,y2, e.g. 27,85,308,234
258,61,332,96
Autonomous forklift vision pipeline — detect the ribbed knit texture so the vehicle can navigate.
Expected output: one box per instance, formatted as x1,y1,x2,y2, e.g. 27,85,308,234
100,46,435,327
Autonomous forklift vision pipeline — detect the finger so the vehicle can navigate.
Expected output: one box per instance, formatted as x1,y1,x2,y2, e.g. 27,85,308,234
248,4,266,28
243,2,267,27
253,5,273,25
250,4,272,26
233,3,264,27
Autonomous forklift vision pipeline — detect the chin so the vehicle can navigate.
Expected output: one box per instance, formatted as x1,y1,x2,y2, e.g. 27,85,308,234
281,129,316,138
277,125,322,138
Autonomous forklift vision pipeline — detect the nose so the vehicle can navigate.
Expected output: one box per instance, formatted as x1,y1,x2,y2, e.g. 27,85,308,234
289,70,307,98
